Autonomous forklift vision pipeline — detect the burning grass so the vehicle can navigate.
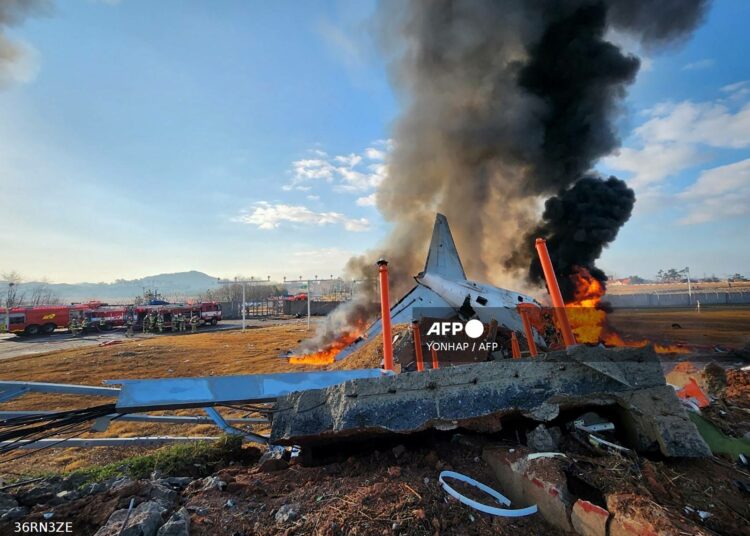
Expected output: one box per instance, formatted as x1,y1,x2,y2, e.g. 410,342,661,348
288,323,366,366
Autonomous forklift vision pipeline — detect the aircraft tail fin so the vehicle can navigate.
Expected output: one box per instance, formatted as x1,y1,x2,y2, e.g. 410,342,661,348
423,213,466,280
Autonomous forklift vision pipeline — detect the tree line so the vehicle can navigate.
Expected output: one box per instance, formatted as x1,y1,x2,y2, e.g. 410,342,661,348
2,271,61,309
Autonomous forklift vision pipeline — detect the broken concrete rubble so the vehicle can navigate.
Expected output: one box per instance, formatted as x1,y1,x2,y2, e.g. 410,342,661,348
271,346,710,457
94,501,166,536
571,499,609,536
483,447,574,532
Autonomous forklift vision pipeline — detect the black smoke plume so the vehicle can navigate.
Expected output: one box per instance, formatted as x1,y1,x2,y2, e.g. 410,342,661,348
528,176,635,300
300,0,709,352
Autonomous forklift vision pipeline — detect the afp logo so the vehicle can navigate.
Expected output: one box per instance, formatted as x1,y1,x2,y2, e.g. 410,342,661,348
425,319,484,339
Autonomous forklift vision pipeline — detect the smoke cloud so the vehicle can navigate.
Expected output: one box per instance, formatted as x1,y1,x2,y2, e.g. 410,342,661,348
301,0,710,352
373,0,706,290
0,0,51,88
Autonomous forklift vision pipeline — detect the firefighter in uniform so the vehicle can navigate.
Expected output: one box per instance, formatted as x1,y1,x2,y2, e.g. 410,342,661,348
175,313,184,332
157,312,165,333
69,316,81,337
142,312,150,333
148,311,157,333
190,314,199,333
81,315,90,335
125,314,134,338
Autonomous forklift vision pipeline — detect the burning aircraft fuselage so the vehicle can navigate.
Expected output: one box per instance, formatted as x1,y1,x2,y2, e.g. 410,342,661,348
334,213,545,361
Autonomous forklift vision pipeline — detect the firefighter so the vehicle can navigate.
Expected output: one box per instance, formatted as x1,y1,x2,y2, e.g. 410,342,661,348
81,315,90,335
142,313,150,333
98,317,106,332
190,314,199,333
125,314,134,338
175,313,184,332
148,311,157,333
69,316,80,337
157,312,165,333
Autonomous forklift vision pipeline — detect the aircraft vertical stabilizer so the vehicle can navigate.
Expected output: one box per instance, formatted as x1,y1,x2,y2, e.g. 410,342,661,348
423,213,466,280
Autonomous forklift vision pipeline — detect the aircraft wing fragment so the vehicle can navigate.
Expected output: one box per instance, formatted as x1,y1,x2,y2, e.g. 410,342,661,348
334,284,454,361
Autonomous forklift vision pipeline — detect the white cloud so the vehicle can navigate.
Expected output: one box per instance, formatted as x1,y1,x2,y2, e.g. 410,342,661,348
604,82,750,227
676,158,750,224
635,100,750,149
334,153,362,167
364,147,385,160
604,144,707,187
356,193,377,206
237,202,370,232
284,140,391,193
306,194,320,201
682,58,715,71
291,158,335,181
721,80,750,101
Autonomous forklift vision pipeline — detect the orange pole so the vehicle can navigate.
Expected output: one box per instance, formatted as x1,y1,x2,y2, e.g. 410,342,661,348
412,321,425,372
534,238,576,348
377,259,394,371
510,331,522,359
431,347,439,369
517,304,538,357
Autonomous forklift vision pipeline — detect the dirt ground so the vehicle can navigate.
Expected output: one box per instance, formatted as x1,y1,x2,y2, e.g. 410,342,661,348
608,306,750,348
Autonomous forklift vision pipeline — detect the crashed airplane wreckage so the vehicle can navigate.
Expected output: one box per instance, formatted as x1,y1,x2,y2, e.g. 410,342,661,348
0,214,710,458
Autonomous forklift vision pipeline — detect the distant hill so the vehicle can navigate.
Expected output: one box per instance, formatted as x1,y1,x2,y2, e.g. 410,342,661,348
1,271,221,304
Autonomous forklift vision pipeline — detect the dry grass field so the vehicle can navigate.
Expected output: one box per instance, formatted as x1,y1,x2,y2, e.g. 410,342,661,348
606,280,750,295
0,322,322,476
0,307,748,477
608,305,750,348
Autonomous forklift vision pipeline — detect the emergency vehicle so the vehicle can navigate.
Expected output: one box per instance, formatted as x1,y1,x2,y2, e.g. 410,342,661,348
3,302,125,336
3,302,220,336
133,302,222,330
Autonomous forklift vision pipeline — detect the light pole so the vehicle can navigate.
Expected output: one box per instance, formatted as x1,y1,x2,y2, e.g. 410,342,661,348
685,267,692,305
218,277,253,331
307,278,312,330
4,282,13,334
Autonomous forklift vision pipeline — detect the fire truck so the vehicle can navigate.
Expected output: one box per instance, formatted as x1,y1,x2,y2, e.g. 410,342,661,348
3,302,126,336
3,302,220,336
133,302,221,329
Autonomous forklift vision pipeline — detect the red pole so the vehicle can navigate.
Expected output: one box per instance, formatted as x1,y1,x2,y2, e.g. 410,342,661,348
510,331,522,359
431,347,439,369
377,259,394,371
412,321,425,372
534,238,577,348
517,304,538,357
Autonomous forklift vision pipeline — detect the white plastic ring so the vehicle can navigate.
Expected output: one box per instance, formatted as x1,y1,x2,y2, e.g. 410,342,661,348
438,470,538,517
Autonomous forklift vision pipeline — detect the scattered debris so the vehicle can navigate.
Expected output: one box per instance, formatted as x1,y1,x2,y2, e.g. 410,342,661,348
274,502,300,524
438,470,538,517
527,424,560,452
273,346,711,458
676,378,711,408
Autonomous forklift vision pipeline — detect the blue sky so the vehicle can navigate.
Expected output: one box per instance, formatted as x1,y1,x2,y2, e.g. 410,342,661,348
1,0,748,283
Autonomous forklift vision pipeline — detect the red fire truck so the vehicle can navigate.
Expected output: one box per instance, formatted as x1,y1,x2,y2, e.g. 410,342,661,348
3,302,127,336
3,301,221,336
132,302,222,330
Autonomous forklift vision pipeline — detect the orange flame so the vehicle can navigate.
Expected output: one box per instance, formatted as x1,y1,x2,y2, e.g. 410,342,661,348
289,324,366,366
565,267,690,354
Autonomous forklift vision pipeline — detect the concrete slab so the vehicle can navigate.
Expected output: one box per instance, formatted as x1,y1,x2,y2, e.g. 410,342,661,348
270,346,710,458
